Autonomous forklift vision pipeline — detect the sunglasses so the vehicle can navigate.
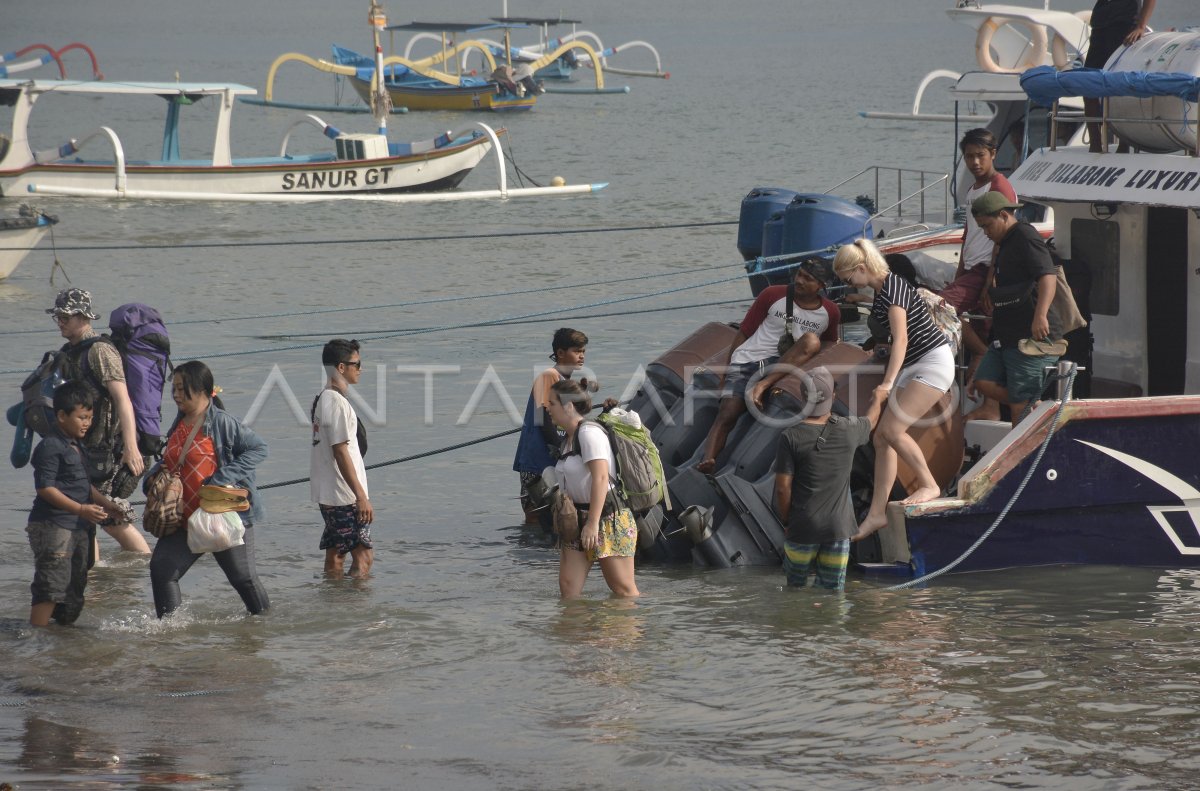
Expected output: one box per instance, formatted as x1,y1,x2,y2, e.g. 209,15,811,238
340,360,363,370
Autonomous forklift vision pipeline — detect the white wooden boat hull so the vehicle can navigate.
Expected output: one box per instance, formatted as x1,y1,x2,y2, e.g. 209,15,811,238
0,223,50,280
0,138,492,199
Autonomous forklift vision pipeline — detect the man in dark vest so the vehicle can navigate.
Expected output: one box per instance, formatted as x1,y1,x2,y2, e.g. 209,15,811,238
47,288,150,554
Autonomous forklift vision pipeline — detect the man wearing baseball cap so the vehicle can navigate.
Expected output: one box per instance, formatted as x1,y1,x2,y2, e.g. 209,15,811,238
696,258,840,475
773,367,887,591
968,192,1062,424
45,288,150,554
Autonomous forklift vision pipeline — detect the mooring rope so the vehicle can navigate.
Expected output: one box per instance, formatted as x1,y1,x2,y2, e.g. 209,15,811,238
257,426,521,492
884,367,1077,591
7,424,527,513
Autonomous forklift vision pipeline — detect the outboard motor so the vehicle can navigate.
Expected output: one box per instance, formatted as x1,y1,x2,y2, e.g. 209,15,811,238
746,193,874,296
737,187,799,260
647,343,884,567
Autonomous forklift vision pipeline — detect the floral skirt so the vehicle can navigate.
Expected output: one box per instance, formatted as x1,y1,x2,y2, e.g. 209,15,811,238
560,507,637,562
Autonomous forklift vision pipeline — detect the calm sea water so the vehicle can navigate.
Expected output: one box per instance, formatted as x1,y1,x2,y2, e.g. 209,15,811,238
2,1,1198,788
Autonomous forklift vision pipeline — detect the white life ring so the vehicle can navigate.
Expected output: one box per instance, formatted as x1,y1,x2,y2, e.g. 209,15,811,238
975,16,1049,73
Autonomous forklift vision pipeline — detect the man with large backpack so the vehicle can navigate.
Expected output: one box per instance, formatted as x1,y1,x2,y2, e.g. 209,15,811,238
45,289,151,553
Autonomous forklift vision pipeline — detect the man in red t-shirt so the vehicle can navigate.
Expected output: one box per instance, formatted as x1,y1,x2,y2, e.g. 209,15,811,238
696,260,840,475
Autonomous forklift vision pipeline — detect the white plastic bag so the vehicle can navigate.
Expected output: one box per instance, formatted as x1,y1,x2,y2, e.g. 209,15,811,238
186,509,246,554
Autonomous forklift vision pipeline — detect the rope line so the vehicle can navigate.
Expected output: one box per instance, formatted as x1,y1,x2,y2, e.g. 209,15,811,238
0,251,749,337
0,251,819,373
5,219,737,253
256,297,748,339
1,426,528,513
257,426,521,491
229,254,809,357
885,368,1077,591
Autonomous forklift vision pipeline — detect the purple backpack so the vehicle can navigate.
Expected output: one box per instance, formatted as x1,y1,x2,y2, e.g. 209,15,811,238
107,303,172,456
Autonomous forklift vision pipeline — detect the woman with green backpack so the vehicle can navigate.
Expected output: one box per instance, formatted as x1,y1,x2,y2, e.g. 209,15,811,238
546,379,639,599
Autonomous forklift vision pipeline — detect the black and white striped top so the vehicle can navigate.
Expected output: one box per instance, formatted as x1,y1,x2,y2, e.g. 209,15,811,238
869,273,948,368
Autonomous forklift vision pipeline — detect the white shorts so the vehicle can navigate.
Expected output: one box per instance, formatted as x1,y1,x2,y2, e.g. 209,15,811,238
897,344,955,393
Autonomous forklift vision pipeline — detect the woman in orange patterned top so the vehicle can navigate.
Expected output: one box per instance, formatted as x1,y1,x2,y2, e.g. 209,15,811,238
147,361,269,619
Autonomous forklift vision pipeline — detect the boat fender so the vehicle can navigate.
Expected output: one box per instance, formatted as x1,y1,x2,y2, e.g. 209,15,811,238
975,16,1048,73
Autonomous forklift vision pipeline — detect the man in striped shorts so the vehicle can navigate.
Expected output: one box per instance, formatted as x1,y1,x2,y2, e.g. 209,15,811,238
772,368,886,591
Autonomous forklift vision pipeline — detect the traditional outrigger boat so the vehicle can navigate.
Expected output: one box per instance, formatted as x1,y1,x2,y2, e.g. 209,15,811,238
398,14,660,93
328,25,540,113
614,20,1200,578
0,204,57,280
0,78,605,202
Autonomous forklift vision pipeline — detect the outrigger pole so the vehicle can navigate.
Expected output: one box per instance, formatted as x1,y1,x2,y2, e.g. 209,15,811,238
368,0,391,135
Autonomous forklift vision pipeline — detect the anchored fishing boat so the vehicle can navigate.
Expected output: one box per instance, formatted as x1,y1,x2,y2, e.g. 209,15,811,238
399,14,660,93
0,78,604,202
0,205,57,280
328,28,540,113
615,24,1200,578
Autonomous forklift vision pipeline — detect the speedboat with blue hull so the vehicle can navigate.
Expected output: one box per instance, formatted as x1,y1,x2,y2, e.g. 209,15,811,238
891,398,1200,575
620,30,1200,577
864,31,1200,578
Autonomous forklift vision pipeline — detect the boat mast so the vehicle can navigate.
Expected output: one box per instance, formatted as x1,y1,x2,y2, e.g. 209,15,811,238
368,0,391,135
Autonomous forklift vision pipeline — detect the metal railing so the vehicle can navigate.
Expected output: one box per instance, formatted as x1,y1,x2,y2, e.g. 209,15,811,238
822,165,952,237
1051,100,1200,158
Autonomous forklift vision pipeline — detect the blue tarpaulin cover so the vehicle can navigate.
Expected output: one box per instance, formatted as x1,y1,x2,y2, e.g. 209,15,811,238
331,45,412,82
1020,65,1200,105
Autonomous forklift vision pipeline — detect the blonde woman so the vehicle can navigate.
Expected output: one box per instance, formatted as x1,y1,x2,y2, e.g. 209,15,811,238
832,239,955,540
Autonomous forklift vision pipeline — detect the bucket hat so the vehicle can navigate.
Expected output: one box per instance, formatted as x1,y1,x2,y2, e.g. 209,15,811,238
45,288,99,320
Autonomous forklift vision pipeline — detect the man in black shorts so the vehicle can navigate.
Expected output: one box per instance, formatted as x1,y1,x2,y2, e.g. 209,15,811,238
1086,0,1156,153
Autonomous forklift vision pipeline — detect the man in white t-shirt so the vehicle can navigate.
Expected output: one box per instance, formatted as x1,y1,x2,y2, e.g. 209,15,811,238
940,128,1018,420
696,260,840,475
311,338,374,579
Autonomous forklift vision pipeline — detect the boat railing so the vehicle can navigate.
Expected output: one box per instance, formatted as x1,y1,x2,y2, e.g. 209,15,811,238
1049,102,1200,158
823,165,951,236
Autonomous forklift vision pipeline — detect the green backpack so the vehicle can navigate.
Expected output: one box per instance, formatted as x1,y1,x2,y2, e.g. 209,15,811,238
571,408,671,514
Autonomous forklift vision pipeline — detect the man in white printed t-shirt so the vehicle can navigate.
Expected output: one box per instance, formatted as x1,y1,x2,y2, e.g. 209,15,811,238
696,259,840,475
311,338,374,579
